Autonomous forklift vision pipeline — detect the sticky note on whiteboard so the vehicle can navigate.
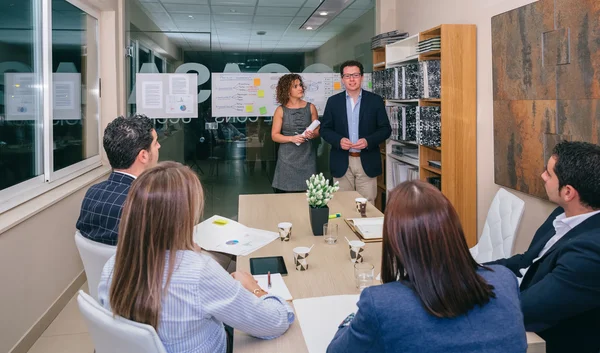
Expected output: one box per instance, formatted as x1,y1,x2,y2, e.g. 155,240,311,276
333,82,342,90
246,105,254,113
253,78,261,86
259,106,268,115
257,89,265,98
368,81,372,89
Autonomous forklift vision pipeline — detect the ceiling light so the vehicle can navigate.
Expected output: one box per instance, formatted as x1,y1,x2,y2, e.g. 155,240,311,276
319,11,328,16
306,26,313,30
188,15,194,18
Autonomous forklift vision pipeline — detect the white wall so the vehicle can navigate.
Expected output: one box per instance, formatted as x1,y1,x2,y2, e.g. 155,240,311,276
390,0,556,253
312,8,375,70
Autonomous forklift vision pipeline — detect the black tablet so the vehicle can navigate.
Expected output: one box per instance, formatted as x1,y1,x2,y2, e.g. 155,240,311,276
250,256,288,276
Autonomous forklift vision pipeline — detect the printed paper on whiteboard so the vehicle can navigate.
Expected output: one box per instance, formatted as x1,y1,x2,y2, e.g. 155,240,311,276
141,81,163,109
53,81,75,110
166,94,194,116
169,75,189,95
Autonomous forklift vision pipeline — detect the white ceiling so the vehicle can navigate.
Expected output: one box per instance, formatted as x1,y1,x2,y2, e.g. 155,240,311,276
135,0,374,53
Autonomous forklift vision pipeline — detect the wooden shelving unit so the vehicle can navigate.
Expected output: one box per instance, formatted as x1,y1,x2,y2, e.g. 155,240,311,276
375,24,477,246
373,47,387,212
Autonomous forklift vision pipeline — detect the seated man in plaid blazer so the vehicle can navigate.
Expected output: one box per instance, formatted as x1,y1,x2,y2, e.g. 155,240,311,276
76,115,160,246
76,115,234,271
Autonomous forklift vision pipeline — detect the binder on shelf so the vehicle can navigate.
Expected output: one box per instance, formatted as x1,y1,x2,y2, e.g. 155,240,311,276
416,106,441,147
419,60,441,99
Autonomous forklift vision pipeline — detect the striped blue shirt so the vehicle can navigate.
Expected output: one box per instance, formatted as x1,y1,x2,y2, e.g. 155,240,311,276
346,89,362,152
98,250,294,353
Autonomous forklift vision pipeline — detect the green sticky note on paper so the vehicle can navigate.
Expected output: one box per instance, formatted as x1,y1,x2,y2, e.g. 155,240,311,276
368,81,372,89
259,106,267,115
257,89,265,98
246,105,254,113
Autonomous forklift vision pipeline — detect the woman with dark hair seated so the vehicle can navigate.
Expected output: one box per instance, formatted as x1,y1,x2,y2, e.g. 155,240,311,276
327,180,526,353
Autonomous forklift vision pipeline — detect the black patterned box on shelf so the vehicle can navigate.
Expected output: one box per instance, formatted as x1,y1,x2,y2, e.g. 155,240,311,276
372,70,385,98
386,105,400,140
419,60,441,99
427,176,442,190
401,63,421,99
402,105,417,141
416,106,441,147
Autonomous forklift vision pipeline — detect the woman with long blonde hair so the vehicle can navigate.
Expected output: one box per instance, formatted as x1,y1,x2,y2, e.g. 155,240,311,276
98,162,293,353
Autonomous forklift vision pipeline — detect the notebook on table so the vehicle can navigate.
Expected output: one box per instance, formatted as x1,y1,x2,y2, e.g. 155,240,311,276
344,217,383,243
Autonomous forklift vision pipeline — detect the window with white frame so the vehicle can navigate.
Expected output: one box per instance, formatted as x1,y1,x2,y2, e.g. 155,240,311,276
0,0,101,213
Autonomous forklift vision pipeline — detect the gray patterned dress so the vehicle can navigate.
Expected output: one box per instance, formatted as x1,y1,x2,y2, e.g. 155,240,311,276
272,103,317,191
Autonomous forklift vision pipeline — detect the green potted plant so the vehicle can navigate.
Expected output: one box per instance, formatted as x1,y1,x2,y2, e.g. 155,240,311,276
306,173,340,235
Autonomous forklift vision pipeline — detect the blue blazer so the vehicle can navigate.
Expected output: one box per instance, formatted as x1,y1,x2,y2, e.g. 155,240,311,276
321,90,391,178
489,207,600,353
76,172,134,246
327,265,526,353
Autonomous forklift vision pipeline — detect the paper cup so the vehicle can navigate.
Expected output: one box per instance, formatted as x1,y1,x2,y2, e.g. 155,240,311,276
278,222,292,241
349,240,365,263
293,246,311,271
355,197,367,217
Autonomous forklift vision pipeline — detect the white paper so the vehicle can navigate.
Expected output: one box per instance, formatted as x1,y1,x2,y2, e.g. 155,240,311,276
141,81,163,109
294,295,360,353
53,80,75,110
295,120,321,146
169,74,189,94
193,215,279,256
349,217,383,239
166,94,194,115
254,273,293,301
5,73,37,121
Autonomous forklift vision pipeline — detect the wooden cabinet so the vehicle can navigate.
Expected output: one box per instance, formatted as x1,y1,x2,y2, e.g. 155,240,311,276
373,24,477,246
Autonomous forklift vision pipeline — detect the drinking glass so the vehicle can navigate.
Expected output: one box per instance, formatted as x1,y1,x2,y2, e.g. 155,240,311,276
354,262,374,290
323,223,338,245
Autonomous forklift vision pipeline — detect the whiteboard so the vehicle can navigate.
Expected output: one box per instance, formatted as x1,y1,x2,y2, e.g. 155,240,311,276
211,73,372,117
135,73,198,118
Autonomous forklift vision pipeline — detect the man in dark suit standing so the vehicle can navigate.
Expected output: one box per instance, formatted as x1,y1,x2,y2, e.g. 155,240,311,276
321,60,391,203
76,115,160,245
488,141,600,353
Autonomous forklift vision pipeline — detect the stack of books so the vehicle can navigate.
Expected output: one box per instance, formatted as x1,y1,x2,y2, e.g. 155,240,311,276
417,37,441,53
371,30,409,49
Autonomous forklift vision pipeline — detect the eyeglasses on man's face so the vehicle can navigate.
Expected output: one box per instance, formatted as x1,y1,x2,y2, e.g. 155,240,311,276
342,73,362,79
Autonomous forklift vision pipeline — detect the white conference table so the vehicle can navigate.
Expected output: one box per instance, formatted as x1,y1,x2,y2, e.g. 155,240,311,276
232,191,545,353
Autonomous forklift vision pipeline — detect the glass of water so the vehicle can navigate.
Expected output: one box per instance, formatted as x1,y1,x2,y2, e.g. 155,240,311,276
354,262,374,291
323,223,338,245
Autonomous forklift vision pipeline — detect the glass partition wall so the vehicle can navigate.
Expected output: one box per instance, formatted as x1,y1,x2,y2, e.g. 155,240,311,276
125,2,374,220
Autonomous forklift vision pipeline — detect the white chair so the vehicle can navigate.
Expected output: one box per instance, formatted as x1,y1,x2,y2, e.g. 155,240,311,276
77,290,167,353
470,188,525,263
74,231,116,300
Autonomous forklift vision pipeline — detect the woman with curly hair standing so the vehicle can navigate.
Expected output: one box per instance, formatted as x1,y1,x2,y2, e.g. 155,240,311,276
271,73,319,193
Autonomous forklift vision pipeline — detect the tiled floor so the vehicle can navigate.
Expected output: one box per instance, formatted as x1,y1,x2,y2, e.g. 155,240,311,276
27,282,94,353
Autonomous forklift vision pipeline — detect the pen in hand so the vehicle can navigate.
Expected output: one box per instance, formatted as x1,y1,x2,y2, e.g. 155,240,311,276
267,271,272,289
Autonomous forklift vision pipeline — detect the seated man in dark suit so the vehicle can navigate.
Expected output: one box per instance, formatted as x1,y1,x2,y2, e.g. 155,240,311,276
488,141,600,353
76,115,159,245
321,60,391,203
